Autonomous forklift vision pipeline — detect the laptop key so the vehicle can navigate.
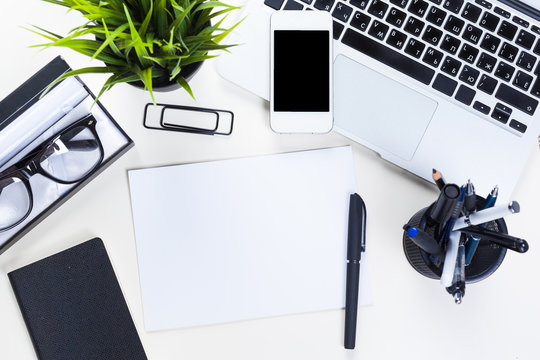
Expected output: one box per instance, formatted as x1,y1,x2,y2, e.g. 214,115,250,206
332,2,353,22
455,84,476,105
433,73,458,95
264,0,285,10
350,0,369,9
300,0,313,4
341,28,436,84
512,16,529,29
531,78,540,97
386,7,407,28
314,0,335,11
462,24,482,44
423,47,444,67
493,6,511,19
443,0,464,14
441,56,462,76
405,38,427,58
387,29,408,49
426,6,447,27
495,61,515,82
480,33,501,53
498,21,518,41
533,40,540,55
475,0,491,9
423,26,443,45
368,0,390,18
445,15,465,35
404,16,425,37
408,0,429,18
496,83,538,115
516,30,536,50
532,25,540,36
284,0,304,9
516,52,537,72
513,71,533,91
461,3,482,23
477,74,498,94
390,0,409,8
477,52,497,73
509,119,527,133
458,44,479,63
368,20,390,40
333,21,345,40
473,101,491,114
351,11,371,32
460,65,480,85
479,12,500,32
491,103,512,123
441,34,461,54
499,42,519,62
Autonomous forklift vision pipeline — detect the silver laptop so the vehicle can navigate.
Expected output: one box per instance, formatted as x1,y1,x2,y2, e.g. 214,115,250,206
218,0,540,200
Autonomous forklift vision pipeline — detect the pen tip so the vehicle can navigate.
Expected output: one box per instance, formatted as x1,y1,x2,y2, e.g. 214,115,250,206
432,168,437,174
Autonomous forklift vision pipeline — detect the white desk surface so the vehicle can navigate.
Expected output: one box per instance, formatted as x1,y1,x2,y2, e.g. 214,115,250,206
1,1,540,359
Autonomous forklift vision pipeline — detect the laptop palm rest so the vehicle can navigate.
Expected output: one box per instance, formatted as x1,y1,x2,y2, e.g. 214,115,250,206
334,55,438,161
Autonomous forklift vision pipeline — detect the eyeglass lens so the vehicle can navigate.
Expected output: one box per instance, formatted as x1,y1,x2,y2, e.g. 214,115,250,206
39,125,102,183
0,121,102,231
0,177,31,230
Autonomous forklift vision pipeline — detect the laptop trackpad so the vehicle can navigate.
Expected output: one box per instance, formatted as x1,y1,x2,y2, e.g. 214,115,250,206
334,55,438,161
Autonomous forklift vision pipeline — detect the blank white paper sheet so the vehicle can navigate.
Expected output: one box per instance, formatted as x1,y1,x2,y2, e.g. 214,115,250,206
128,146,372,331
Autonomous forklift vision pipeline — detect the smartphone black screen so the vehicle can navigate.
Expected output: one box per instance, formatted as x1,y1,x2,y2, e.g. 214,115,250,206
273,30,330,112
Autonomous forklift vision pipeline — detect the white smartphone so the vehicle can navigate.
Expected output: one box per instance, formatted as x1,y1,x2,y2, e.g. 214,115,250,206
270,11,333,134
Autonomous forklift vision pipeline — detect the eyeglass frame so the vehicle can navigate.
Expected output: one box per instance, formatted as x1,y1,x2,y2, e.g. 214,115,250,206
0,114,104,232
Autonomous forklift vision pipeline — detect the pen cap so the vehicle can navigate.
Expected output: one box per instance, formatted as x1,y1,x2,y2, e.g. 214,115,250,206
428,184,460,225
347,193,366,260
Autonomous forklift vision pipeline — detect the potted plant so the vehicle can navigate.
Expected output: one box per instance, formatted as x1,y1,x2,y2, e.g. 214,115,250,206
29,0,241,101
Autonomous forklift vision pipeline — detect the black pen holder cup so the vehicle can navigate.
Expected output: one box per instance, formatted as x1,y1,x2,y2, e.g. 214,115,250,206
403,197,507,283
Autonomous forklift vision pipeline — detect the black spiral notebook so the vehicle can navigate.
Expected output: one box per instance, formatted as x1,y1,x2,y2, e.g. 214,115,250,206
8,238,147,360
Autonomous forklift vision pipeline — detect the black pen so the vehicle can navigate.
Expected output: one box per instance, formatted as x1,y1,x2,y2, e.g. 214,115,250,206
427,183,460,240
344,193,366,350
459,225,529,253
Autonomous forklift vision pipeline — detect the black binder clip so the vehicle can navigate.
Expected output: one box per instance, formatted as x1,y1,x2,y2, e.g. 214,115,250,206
143,103,234,135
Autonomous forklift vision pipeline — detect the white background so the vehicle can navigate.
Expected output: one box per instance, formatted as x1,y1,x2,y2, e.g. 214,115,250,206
0,1,539,359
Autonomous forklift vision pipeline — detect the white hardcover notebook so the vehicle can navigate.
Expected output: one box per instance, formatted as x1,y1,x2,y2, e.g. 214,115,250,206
128,146,372,331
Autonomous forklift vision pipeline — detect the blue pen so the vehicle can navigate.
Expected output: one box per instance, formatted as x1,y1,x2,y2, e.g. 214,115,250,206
483,185,499,209
464,185,498,265
404,225,443,255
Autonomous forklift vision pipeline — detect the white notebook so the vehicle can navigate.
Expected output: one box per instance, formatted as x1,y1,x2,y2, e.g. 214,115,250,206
128,146,372,331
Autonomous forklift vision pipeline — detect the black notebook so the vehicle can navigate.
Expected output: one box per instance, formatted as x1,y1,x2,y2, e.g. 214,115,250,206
8,238,147,360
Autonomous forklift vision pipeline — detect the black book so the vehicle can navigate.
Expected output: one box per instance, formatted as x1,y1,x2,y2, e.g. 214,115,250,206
8,238,147,360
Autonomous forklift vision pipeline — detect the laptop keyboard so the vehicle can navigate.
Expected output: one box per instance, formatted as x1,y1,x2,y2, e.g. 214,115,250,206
264,0,540,135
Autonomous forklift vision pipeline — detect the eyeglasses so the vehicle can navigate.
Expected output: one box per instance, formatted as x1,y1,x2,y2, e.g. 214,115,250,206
0,114,104,232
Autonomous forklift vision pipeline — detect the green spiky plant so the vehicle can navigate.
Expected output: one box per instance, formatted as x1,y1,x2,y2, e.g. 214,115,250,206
28,0,241,101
